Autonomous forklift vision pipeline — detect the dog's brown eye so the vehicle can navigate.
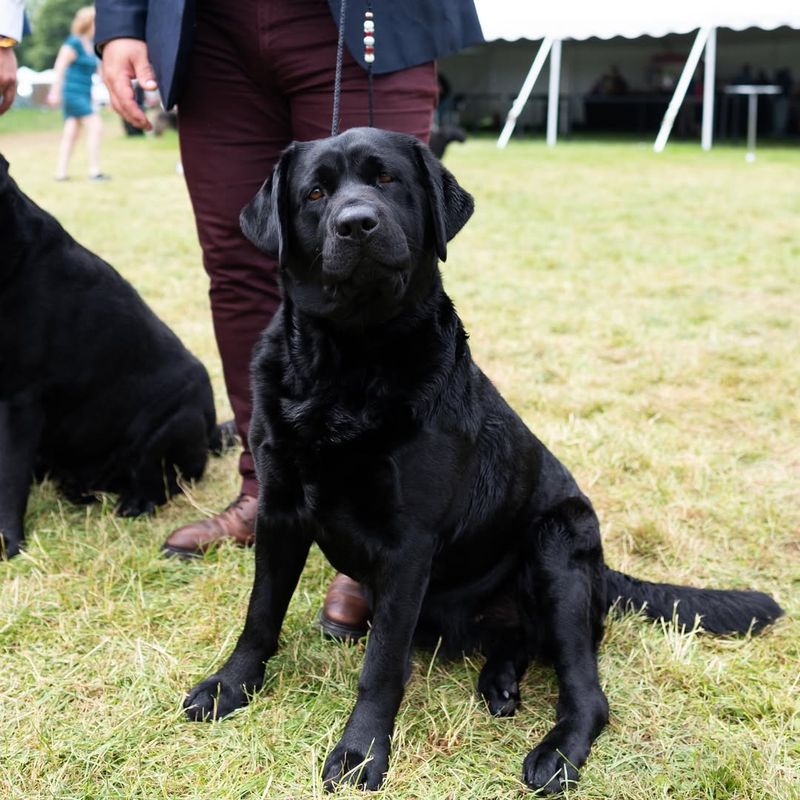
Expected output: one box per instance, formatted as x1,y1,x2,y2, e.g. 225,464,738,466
377,172,394,184
308,187,324,201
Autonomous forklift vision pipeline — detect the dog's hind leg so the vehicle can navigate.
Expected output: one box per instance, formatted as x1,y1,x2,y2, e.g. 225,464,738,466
520,497,609,795
478,635,529,717
115,455,169,517
115,409,209,517
0,395,44,559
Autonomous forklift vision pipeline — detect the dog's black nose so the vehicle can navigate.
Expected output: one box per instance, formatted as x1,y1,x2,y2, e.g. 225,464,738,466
334,205,379,240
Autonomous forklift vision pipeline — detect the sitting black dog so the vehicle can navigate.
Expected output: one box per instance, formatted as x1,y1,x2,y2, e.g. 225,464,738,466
183,129,783,793
0,155,230,559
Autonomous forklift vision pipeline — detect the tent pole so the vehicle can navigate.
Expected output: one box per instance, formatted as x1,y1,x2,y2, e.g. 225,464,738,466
702,28,717,150
701,27,717,150
654,26,711,153
497,37,553,149
546,39,562,147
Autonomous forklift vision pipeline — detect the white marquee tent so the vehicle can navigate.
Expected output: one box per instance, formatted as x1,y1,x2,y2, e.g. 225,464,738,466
474,0,800,150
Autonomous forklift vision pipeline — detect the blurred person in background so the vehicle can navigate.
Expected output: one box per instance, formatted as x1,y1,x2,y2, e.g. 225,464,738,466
0,0,24,114
47,6,109,180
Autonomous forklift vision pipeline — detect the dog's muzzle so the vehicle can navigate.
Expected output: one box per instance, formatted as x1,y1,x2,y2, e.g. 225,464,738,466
323,203,383,285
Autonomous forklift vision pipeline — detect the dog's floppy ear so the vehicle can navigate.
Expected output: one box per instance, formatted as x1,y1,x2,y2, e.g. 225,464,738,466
240,143,296,267
413,140,474,262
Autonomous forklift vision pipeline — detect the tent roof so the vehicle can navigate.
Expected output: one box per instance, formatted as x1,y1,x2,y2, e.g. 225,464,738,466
475,0,800,42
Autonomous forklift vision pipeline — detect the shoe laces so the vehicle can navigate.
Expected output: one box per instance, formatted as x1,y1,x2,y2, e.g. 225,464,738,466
224,494,255,515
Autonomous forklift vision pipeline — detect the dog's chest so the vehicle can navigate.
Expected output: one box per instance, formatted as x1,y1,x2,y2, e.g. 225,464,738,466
280,393,372,450
271,373,415,540
278,405,406,574
278,364,412,453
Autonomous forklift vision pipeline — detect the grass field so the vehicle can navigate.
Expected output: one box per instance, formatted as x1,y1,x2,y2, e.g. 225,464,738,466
1,108,798,800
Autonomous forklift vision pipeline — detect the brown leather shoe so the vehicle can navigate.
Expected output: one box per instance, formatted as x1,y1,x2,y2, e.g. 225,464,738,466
319,573,370,642
162,494,258,558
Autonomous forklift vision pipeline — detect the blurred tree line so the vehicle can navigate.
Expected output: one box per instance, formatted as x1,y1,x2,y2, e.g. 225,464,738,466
17,0,89,71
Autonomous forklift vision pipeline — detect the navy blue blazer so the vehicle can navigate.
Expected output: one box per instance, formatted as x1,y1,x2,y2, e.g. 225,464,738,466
95,0,483,110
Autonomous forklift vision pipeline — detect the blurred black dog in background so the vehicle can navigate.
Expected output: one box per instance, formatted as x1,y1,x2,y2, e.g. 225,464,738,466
0,155,233,559
152,109,178,137
429,124,467,159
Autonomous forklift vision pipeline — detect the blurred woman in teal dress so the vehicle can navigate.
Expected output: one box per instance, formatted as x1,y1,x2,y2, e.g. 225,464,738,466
47,6,108,180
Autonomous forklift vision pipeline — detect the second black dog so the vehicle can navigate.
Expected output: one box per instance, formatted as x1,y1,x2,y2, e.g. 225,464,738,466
429,124,467,159
183,129,783,794
0,156,230,559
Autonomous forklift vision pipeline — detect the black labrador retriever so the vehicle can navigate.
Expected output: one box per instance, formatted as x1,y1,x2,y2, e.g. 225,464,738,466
0,155,230,559
183,129,783,793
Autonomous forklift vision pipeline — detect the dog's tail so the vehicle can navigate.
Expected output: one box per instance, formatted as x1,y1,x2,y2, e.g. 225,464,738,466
208,418,240,456
605,567,783,634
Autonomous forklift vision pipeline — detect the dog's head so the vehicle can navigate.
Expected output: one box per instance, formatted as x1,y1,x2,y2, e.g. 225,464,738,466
240,128,473,327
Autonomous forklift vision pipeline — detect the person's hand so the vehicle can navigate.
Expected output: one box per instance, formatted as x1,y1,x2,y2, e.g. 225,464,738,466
0,47,18,115
46,85,60,108
101,38,157,131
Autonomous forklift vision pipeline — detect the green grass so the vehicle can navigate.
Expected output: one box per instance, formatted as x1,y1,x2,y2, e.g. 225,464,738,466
1,116,798,800
0,105,67,134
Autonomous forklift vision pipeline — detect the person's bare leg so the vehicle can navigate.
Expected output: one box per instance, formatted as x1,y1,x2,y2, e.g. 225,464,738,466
55,117,80,179
85,113,103,177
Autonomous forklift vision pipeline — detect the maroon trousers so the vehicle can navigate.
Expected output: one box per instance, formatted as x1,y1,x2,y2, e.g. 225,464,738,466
178,0,438,497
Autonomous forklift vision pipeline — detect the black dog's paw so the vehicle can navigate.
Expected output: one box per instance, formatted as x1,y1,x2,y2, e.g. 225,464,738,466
183,675,252,722
115,495,157,518
209,418,239,455
522,745,579,795
477,661,521,717
0,533,22,560
322,739,389,792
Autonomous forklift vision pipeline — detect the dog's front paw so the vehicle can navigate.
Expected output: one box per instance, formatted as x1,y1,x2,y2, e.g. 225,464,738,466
522,744,579,795
322,737,389,792
183,674,253,721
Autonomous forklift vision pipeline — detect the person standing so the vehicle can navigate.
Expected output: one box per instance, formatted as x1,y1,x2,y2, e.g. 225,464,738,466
48,6,109,180
95,0,483,638
0,0,24,114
